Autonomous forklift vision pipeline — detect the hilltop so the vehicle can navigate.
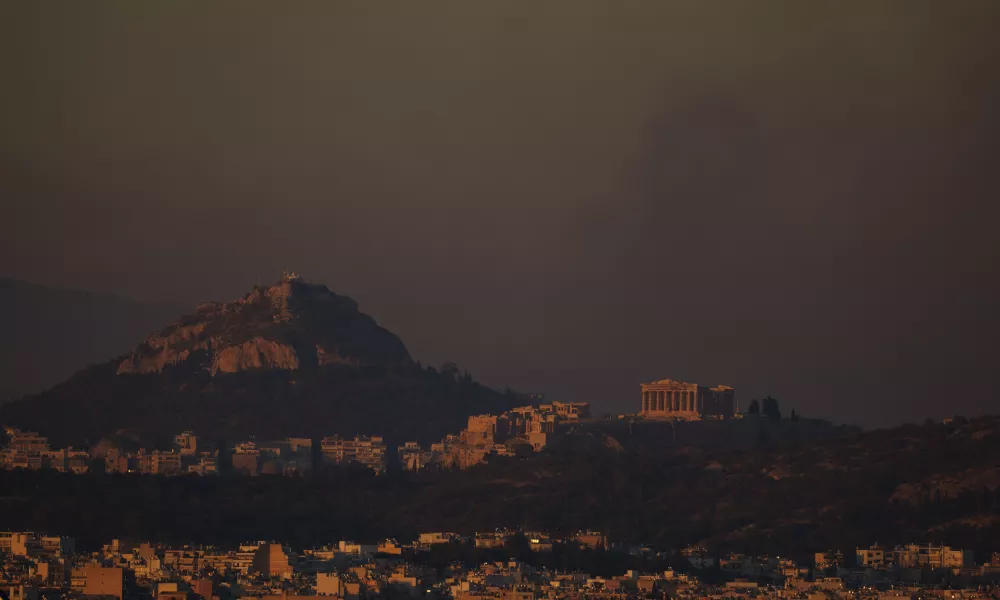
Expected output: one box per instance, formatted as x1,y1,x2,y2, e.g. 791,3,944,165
1,274,511,446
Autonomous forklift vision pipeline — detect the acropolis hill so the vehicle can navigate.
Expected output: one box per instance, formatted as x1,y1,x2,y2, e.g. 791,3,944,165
1,274,512,447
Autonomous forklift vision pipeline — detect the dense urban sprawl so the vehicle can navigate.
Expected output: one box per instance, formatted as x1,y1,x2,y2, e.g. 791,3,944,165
3,530,1000,600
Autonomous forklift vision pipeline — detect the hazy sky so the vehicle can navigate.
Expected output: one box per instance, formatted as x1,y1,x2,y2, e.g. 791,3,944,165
3,2,998,428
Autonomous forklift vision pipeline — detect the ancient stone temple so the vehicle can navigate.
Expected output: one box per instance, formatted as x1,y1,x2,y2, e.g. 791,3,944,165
639,379,735,420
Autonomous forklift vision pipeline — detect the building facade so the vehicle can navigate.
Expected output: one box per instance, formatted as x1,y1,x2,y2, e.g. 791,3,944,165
639,379,735,420
250,543,294,579
320,435,387,472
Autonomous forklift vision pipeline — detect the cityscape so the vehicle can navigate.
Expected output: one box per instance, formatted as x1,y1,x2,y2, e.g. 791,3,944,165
4,3,999,600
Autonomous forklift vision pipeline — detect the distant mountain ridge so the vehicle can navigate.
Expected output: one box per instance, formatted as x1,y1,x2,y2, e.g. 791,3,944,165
0,277,183,401
1,275,510,446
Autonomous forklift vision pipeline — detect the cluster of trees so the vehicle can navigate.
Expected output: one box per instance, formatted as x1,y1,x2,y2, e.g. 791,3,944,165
746,396,799,421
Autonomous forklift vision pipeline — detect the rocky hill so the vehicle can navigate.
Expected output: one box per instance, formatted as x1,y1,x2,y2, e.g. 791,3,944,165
1,274,510,446
114,274,411,376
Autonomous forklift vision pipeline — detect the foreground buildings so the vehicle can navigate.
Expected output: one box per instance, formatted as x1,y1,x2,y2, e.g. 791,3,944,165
2,530,999,600
858,544,974,570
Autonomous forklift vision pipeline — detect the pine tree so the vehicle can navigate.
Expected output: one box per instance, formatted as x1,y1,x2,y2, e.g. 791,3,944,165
762,396,781,420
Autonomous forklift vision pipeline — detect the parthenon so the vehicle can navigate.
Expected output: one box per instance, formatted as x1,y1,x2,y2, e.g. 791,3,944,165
640,379,735,420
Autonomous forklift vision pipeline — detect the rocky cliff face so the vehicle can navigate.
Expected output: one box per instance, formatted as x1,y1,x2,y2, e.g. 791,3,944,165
210,337,300,375
114,275,410,376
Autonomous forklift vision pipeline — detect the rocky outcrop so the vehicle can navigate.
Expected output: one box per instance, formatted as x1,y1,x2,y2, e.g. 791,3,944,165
211,337,300,375
890,466,1000,505
116,323,213,374
316,345,357,367
114,273,411,377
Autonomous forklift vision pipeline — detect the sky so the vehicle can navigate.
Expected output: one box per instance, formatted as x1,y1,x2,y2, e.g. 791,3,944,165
2,2,999,428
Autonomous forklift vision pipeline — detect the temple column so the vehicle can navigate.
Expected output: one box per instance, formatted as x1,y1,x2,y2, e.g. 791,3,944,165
658,390,664,412
642,392,647,412
681,391,688,412
660,390,666,412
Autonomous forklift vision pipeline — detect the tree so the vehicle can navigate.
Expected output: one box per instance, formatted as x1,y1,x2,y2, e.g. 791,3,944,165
747,399,760,415
761,396,781,420
514,442,535,459
440,362,460,380
790,408,800,422
217,439,233,476
310,436,324,478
